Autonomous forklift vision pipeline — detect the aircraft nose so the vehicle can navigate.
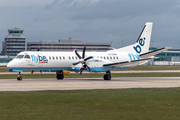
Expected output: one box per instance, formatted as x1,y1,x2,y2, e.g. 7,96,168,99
7,60,15,68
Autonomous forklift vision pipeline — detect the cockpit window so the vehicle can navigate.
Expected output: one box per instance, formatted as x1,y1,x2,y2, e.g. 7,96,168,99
24,55,31,59
16,55,24,59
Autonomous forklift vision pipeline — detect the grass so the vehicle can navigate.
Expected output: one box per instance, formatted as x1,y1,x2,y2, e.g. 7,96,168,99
0,67,8,72
0,88,180,120
1,72,180,79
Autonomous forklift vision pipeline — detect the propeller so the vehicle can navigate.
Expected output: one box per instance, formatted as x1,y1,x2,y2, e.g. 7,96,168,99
72,46,93,75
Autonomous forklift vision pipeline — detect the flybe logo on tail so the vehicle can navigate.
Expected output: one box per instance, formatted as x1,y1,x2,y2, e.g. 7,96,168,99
133,38,146,53
31,55,48,63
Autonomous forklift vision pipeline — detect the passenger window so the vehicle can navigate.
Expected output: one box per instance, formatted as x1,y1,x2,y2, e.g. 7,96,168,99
100,56,102,59
76,57,78,59
63,57,65,59
72,56,74,59
49,56,51,60
113,57,115,59
56,56,58,59
53,57,54,60
104,57,106,59
24,55,30,59
110,57,112,59
59,56,61,59
69,57,71,60
117,57,118,59
107,57,109,59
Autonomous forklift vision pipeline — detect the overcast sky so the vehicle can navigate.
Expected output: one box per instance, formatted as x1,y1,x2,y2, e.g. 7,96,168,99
0,0,180,51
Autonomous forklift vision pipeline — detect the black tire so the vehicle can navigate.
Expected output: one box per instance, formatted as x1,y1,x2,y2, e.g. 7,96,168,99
104,74,111,80
17,77,22,81
107,74,111,80
57,74,64,80
104,74,107,80
60,74,64,79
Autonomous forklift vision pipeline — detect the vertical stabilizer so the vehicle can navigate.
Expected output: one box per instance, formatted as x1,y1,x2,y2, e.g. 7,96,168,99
109,22,153,54
136,22,153,54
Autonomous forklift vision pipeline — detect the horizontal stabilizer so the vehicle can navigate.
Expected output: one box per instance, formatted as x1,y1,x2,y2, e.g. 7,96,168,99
103,58,152,67
139,47,171,58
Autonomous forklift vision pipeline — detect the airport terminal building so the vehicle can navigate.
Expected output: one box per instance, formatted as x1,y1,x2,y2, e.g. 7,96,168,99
27,39,112,52
148,47,180,65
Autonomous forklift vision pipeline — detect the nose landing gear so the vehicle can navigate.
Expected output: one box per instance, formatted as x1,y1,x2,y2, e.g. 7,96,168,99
104,71,111,80
17,72,22,81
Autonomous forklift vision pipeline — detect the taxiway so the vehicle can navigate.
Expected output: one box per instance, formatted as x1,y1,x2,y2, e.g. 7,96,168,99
0,77,180,91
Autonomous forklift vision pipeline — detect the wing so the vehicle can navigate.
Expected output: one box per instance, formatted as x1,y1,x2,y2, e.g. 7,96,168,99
103,58,152,67
140,47,171,58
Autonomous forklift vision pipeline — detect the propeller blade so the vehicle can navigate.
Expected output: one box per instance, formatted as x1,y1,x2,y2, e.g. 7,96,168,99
72,62,80,66
84,56,93,61
82,46,86,59
86,65,91,72
80,68,83,75
74,49,81,59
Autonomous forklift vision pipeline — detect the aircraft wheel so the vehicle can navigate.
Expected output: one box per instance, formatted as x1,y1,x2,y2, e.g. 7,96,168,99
17,77,22,81
107,74,111,80
104,74,111,80
57,74,64,80
60,74,64,79
104,74,107,80
17,72,22,81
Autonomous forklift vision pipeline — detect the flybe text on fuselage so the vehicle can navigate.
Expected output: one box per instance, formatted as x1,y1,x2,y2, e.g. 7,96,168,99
133,37,146,53
128,53,140,61
31,55,48,63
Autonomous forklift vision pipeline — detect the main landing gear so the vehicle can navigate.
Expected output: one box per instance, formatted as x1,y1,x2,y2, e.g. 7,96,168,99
17,72,22,81
104,71,111,80
56,70,64,80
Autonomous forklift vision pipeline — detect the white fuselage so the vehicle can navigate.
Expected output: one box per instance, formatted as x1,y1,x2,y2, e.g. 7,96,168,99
7,50,141,72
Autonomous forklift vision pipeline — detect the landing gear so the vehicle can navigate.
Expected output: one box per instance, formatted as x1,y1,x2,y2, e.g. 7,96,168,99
104,71,111,80
56,70,64,80
17,72,22,81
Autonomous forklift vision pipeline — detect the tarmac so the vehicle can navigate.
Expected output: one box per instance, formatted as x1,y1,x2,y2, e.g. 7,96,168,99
1,70,180,74
0,77,180,91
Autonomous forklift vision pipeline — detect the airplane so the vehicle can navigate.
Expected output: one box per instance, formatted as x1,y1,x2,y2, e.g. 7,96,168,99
7,22,171,81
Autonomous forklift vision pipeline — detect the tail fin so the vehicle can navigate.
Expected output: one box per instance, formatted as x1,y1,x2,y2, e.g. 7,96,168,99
108,22,153,54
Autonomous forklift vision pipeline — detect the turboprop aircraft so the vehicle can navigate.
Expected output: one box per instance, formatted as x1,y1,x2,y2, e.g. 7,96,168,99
7,22,171,80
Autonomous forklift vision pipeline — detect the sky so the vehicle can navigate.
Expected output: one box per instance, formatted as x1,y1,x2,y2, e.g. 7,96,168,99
1,0,180,51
